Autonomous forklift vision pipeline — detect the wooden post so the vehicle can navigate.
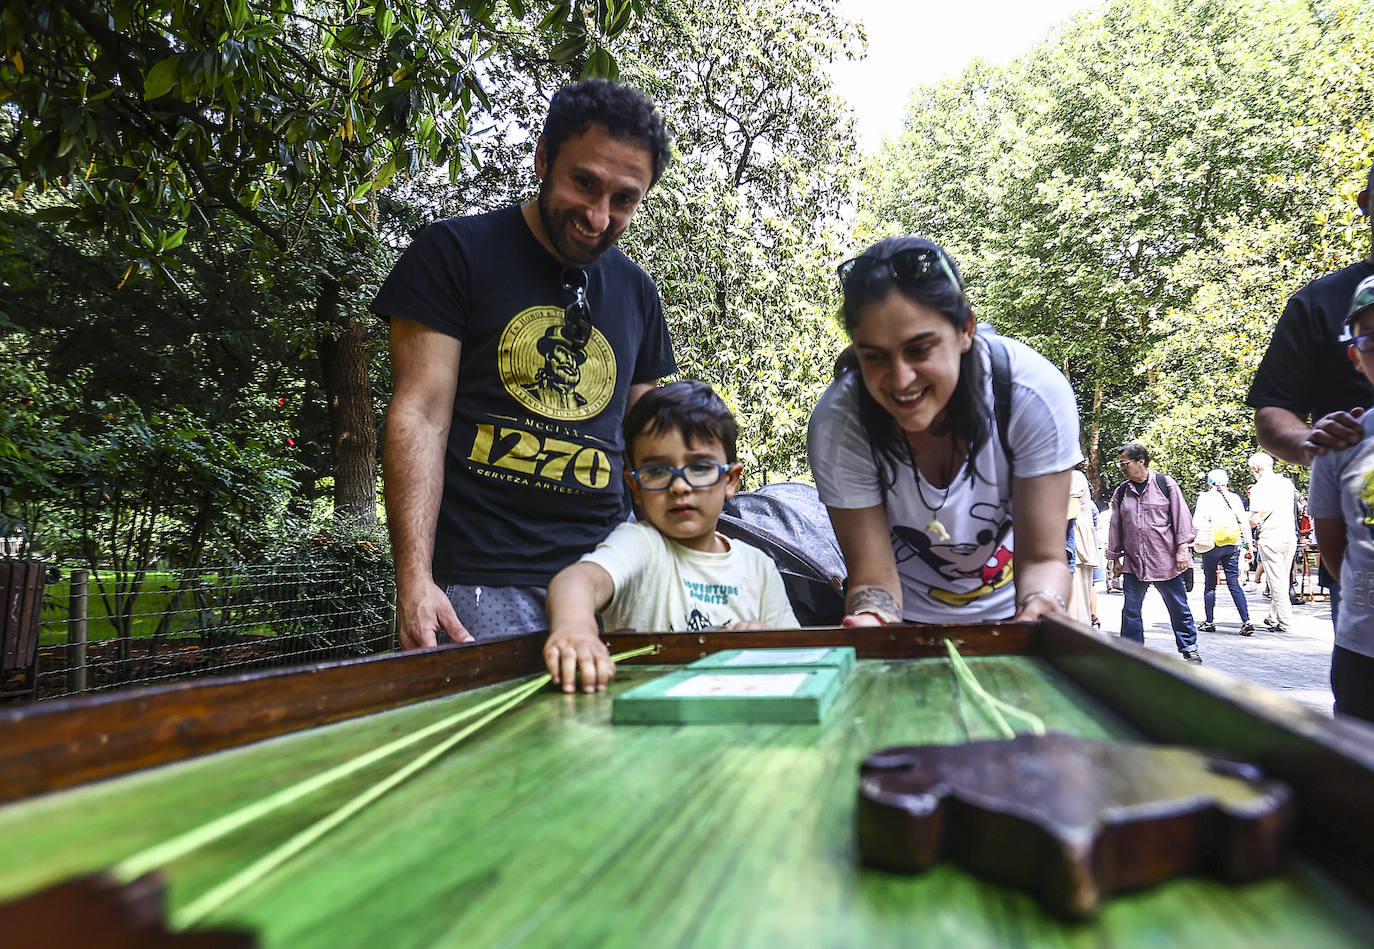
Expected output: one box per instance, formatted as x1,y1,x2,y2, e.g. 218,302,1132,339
67,570,88,695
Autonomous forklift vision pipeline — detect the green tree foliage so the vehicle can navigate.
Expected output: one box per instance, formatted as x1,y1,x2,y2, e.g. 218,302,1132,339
617,0,862,483
855,0,1370,498
1146,0,1374,498
0,0,647,269
0,202,301,575
0,0,650,536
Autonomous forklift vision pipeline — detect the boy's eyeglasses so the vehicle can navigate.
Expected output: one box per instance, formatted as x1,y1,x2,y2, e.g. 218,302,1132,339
836,247,962,292
561,268,593,348
1349,330,1374,354
630,461,732,491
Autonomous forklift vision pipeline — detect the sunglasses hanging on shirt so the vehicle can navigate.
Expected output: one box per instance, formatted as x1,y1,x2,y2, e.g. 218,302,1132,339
560,268,593,348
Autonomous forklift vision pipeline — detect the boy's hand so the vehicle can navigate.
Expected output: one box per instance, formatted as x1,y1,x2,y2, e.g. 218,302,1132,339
543,628,616,694
726,620,768,631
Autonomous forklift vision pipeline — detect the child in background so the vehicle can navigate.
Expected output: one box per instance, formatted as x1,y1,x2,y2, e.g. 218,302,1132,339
543,380,799,693
1310,274,1374,723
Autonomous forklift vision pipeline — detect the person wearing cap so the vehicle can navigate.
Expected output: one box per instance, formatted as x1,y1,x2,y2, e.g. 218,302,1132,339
1191,469,1254,636
1309,274,1374,722
1247,159,1374,625
808,236,1083,626
371,79,677,649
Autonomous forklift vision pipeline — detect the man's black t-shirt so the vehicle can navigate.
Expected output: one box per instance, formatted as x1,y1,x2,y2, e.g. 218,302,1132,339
370,205,678,586
1247,258,1374,421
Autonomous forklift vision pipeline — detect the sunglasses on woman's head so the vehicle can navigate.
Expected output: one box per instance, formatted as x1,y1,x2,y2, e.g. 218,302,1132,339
561,268,593,348
835,247,962,292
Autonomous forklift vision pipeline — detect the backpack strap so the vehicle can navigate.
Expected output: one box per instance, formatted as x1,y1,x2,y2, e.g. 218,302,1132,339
986,335,1013,466
1112,480,1128,511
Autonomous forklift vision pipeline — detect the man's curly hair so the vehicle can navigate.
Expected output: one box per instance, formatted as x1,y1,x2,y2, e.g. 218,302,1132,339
542,78,672,186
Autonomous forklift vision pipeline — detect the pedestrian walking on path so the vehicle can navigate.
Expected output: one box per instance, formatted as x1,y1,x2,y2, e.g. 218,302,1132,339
1106,443,1201,663
1192,469,1254,636
1248,452,1298,633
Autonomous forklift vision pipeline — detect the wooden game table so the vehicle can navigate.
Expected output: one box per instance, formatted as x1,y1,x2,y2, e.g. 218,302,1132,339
2,617,1373,947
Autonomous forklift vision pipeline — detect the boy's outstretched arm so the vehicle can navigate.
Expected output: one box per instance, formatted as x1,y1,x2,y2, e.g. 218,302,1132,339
544,562,617,693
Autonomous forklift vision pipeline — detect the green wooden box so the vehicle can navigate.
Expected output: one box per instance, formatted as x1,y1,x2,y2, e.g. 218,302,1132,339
686,646,855,678
612,666,844,725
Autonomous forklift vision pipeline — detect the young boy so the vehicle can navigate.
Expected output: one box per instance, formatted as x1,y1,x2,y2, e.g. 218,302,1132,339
542,380,799,693
1309,274,1374,723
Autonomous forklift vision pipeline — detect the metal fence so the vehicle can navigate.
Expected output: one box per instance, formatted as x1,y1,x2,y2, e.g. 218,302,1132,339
6,565,396,702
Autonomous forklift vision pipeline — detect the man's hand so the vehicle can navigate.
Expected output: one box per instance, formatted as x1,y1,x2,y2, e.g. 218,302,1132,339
1175,550,1192,575
543,628,615,693
841,611,887,627
726,620,768,631
396,579,473,650
1303,407,1365,461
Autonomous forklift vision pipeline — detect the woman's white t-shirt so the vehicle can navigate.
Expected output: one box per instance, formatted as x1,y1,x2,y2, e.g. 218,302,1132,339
808,332,1082,623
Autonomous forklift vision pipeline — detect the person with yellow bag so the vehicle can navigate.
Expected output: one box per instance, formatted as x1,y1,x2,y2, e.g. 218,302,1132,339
1192,469,1255,636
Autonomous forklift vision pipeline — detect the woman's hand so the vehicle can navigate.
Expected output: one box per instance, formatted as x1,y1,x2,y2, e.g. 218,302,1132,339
1011,469,1073,623
1011,590,1064,623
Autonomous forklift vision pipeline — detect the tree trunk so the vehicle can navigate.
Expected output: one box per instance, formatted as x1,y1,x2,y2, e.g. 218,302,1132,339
316,277,378,525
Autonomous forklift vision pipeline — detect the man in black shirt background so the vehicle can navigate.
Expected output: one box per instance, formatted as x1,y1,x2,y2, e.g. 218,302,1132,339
1247,159,1374,636
1248,161,1374,466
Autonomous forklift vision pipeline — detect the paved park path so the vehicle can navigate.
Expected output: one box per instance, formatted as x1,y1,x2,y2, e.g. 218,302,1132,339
1095,575,1336,716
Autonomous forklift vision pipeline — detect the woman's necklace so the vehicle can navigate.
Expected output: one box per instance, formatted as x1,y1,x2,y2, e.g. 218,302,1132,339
906,434,962,542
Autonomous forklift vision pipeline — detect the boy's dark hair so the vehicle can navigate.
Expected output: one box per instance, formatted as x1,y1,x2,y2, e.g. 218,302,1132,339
542,78,672,186
1117,442,1150,465
624,380,738,464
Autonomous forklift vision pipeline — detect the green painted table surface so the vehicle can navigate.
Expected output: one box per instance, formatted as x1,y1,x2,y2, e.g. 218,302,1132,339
2,657,1371,948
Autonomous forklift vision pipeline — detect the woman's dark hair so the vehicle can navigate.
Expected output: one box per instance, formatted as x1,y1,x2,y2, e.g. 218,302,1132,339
543,78,672,186
624,380,738,465
835,236,991,492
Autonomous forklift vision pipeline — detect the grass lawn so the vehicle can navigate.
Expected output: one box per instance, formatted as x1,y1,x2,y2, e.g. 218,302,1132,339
38,571,271,647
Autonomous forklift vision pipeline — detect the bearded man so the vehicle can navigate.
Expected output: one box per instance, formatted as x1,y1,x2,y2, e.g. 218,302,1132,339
372,79,677,647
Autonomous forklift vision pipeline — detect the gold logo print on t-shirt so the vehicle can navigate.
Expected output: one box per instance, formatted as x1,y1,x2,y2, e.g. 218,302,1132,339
498,306,617,421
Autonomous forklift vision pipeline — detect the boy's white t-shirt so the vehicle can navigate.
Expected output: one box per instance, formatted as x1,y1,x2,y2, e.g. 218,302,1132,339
808,333,1082,623
580,521,800,632
1308,412,1374,659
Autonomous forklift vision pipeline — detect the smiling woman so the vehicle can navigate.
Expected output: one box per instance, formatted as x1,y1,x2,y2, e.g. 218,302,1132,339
808,237,1083,626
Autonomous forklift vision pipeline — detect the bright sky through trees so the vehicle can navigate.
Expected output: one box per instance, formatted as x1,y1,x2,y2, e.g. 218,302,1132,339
830,0,1102,150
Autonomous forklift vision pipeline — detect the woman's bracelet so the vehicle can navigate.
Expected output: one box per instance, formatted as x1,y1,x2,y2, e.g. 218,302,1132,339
1016,589,1067,612
853,608,899,625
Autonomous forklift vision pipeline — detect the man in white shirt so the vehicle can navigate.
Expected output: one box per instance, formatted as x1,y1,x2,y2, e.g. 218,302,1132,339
1247,452,1297,632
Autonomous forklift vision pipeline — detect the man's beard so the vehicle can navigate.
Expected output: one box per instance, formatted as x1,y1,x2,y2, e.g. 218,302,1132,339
538,187,617,265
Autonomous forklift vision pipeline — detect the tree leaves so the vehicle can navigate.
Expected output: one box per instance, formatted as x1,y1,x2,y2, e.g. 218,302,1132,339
856,0,1374,493
0,0,644,276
